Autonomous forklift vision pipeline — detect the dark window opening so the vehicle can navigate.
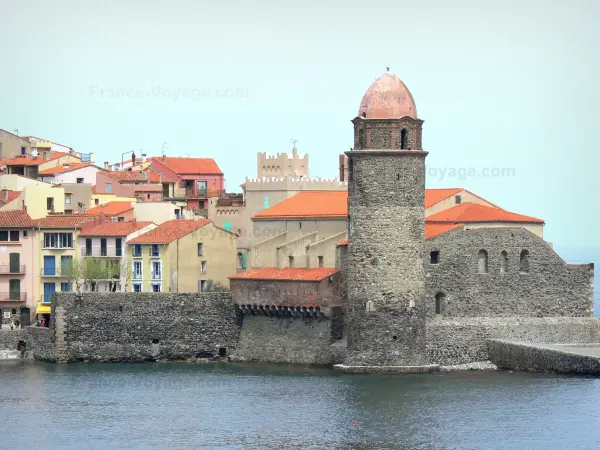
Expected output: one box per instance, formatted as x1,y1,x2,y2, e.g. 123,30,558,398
400,129,408,149
152,339,160,344
520,249,530,273
430,251,440,264
76,178,84,184
392,335,397,340
318,255,324,268
288,256,294,268
500,250,508,273
478,249,488,274
218,347,227,357
455,195,462,204
435,292,445,315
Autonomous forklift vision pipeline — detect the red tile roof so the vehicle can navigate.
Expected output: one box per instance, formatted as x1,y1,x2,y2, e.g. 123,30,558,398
38,162,94,176
5,152,67,166
79,221,154,237
128,219,212,244
425,223,464,239
0,210,34,227
152,157,223,175
0,191,22,205
34,216,95,228
425,203,544,224
229,267,339,281
424,188,463,208
337,239,348,246
253,191,348,220
85,201,134,216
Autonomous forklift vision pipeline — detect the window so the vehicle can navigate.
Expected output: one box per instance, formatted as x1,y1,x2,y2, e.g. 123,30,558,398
500,251,508,273
43,233,73,248
478,249,488,274
435,292,445,314
400,129,408,149
0,231,7,241
76,178,84,184
224,221,231,232
150,244,159,257
94,199,99,205
9,253,20,273
9,230,19,242
264,196,269,209
100,238,107,256
520,250,530,273
237,252,243,268
23,231,27,238
20,146,26,155
43,256,56,275
61,255,73,275
133,261,142,280
318,255,324,268
199,280,207,292
64,210,72,215
151,283,161,292
151,261,161,280
118,217,125,222
289,256,294,268
133,283,142,293
201,261,207,274
47,198,54,210
115,238,122,257
85,238,92,256
61,282,72,292
299,222,302,229
9,279,20,300
65,194,72,205
455,195,462,204
147,194,151,200
106,183,112,193
197,243,203,256
133,244,142,257
430,251,440,265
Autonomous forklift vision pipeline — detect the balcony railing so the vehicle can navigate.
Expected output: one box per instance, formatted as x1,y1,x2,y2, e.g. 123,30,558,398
81,247,123,257
166,187,186,199
41,267,71,277
0,292,27,302
0,265,26,274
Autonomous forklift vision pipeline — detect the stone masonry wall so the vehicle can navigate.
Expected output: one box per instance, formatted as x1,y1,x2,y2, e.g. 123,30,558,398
52,292,241,363
345,150,428,366
425,228,594,318
28,326,56,361
427,317,600,365
0,329,29,351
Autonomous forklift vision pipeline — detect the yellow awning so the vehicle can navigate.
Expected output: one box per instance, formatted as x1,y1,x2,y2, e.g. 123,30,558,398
36,304,51,315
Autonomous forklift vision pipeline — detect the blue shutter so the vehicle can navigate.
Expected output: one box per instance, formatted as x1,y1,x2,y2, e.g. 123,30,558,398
43,283,56,303
44,255,55,275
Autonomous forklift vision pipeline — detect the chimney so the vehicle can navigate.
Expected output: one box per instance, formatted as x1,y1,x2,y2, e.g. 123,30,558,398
43,152,49,161
141,153,147,163
339,154,346,181
162,153,166,163
2,190,8,201
104,161,110,170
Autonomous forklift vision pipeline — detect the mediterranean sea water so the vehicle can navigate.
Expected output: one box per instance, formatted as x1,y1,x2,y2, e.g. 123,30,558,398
1,361,600,449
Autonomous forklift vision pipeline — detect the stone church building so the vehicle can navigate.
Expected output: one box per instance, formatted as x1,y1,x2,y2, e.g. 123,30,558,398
229,71,596,370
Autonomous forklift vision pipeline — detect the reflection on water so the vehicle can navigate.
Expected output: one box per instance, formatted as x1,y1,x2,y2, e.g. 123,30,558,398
1,361,599,449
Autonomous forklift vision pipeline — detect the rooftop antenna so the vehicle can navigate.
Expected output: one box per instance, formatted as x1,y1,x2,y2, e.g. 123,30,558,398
386,65,390,72
13,129,19,135
291,139,298,153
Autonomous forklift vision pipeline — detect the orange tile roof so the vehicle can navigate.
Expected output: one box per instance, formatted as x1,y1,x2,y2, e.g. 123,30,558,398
85,201,134,216
38,162,94,176
128,219,212,244
34,216,95,229
425,203,544,224
424,188,463,208
79,221,153,237
152,157,223,175
0,190,22,205
253,191,348,220
5,152,67,166
229,267,339,281
337,239,349,246
0,210,34,227
425,223,464,239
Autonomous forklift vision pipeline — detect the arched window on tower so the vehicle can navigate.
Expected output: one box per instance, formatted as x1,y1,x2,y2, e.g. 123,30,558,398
520,250,530,273
358,129,365,149
500,251,508,273
478,250,488,274
435,292,445,315
400,129,408,150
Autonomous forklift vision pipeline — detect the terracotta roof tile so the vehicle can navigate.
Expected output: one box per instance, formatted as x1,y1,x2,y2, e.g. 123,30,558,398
424,188,463,208
128,219,212,244
5,152,67,166
85,201,134,216
38,162,95,176
425,203,544,224
34,216,95,228
253,191,348,220
79,221,154,237
0,191,22,205
425,223,464,239
152,157,223,175
229,267,339,281
0,210,34,227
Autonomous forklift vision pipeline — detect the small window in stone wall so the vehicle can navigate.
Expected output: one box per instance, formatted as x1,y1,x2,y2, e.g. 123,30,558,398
430,251,440,264
288,256,294,268
435,292,445,314
400,129,408,149
455,195,462,204
318,255,324,268
500,251,509,273
478,249,488,273
520,250,530,273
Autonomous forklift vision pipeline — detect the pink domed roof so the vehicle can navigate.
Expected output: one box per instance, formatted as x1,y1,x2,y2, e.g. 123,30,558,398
358,72,418,119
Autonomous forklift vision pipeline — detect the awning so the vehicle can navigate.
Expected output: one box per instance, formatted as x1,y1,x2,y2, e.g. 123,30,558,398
36,304,51,315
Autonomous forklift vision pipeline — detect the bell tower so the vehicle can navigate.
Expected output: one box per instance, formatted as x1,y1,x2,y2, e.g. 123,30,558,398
343,70,429,369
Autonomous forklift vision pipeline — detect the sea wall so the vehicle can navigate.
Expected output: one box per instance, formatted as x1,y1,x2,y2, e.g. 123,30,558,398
0,329,29,351
28,326,56,361
50,292,241,363
427,317,600,365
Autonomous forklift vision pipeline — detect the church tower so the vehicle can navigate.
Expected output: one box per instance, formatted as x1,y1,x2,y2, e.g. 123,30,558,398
343,70,428,368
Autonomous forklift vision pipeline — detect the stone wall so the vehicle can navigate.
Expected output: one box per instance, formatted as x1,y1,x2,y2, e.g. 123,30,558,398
0,329,29,351
28,326,56,361
425,228,594,318
51,292,241,363
488,340,600,375
427,317,600,365
235,315,337,365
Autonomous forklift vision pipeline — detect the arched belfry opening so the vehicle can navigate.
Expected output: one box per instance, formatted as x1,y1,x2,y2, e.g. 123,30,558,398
400,129,408,150
435,292,445,315
478,250,488,274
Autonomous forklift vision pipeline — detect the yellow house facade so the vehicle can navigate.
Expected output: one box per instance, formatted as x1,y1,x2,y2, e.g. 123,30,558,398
127,219,237,293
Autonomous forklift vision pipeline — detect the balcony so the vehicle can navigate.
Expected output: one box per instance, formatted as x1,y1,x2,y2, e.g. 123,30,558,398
165,187,186,200
41,267,70,277
0,265,26,275
0,292,27,302
81,247,123,257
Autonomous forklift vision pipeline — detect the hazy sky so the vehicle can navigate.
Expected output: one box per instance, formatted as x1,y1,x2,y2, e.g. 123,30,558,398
0,0,597,252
